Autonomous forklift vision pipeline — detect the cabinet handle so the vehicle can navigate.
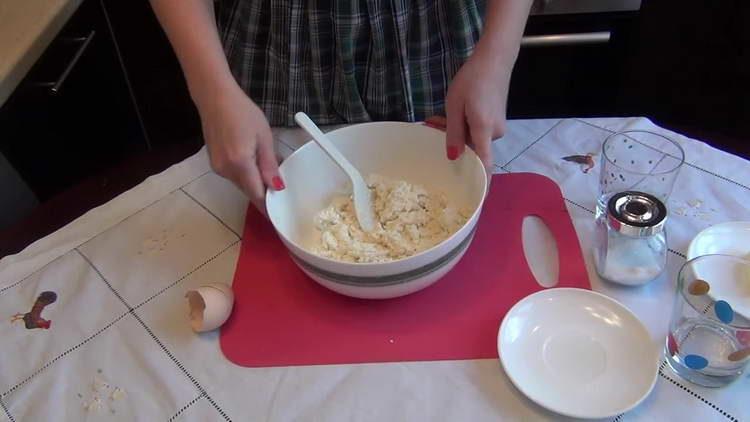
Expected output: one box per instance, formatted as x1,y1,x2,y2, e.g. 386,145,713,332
36,30,96,95
521,31,610,47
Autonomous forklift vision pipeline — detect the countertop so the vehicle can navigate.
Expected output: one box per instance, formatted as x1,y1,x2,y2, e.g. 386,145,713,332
0,0,83,107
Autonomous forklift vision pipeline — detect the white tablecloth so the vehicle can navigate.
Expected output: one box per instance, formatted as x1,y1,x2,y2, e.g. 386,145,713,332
1,117,748,421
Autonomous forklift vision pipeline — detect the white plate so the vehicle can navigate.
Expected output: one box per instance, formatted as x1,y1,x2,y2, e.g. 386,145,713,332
687,221,750,261
498,288,659,419
687,221,750,320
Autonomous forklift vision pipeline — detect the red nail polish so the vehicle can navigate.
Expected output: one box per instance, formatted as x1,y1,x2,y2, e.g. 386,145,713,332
424,121,446,131
447,146,459,161
272,176,285,190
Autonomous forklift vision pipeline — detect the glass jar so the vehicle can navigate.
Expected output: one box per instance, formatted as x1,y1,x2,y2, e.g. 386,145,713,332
594,191,668,286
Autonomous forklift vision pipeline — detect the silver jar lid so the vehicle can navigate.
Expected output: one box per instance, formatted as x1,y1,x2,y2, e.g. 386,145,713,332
607,191,667,237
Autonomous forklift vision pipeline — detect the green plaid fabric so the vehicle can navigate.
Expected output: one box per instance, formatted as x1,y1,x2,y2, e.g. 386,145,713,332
216,0,485,126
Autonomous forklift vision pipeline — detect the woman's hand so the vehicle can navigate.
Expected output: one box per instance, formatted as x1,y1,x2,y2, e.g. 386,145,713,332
438,0,532,170
148,0,282,210
441,51,514,170
198,83,284,212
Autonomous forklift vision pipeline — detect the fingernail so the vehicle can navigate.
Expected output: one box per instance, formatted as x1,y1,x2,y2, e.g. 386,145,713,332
272,176,285,190
447,146,459,161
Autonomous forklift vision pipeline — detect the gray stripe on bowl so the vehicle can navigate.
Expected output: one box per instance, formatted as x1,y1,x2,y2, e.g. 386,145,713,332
291,227,477,286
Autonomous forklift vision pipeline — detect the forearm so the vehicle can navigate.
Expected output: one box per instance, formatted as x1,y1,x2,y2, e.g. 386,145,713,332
474,0,533,66
149,0,238,109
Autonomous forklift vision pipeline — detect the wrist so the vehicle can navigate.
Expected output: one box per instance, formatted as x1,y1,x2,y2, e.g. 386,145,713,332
189,71,243,114
475,33,519,64
470,41,516,80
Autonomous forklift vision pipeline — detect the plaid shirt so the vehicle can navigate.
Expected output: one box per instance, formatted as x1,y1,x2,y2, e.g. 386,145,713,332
216,0,485,126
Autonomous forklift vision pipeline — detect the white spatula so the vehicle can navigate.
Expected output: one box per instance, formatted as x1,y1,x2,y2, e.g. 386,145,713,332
294,112,376,232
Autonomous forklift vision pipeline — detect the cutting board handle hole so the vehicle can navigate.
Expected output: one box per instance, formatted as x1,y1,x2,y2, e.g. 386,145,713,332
522,215,560,288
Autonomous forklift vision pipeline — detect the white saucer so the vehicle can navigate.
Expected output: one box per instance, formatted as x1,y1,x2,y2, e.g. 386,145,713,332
687,221,750,320
498,288,658,419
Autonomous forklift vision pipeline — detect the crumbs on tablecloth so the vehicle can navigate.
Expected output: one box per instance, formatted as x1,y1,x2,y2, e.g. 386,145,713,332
111,387,127,401
80,370,128,414
687,199,703,208
84,396,104,412
670,198,717,225
92,376,111,392
140,228,173,255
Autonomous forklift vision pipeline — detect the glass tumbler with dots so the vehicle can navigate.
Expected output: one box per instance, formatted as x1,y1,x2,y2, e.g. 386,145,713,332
596,130,684,220
666,255,750,388
594,130,685,285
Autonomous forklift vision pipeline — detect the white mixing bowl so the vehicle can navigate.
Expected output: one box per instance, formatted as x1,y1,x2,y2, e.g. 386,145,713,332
266,122,488,299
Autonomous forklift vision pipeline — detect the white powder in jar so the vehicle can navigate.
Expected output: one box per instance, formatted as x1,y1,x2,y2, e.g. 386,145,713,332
312,174,470,263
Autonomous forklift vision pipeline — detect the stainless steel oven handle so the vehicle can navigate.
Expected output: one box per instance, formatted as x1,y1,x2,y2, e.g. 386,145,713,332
521,31,610,47
36,30,96,95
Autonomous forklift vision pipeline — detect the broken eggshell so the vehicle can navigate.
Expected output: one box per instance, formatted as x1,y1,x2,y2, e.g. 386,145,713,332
186,283,234,332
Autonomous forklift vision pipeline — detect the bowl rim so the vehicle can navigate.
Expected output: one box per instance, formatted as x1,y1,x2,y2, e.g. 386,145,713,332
265,121,489,267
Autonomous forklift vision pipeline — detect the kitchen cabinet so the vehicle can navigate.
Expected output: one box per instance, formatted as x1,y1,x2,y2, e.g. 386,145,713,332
0,0,148,206
100,0,202,147
0,152,38,229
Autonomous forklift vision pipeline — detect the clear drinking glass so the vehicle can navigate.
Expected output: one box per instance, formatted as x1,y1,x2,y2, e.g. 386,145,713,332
596,130,685,219
666,255,750,387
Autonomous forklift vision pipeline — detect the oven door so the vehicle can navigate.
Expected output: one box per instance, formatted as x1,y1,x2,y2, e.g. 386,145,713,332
508,1,640,118
531,0,641,16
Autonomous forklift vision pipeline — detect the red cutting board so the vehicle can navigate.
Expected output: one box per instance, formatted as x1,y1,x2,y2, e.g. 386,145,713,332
221,173,590,367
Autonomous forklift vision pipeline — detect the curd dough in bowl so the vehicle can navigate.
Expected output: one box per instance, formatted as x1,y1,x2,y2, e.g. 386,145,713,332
312,174,469,263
